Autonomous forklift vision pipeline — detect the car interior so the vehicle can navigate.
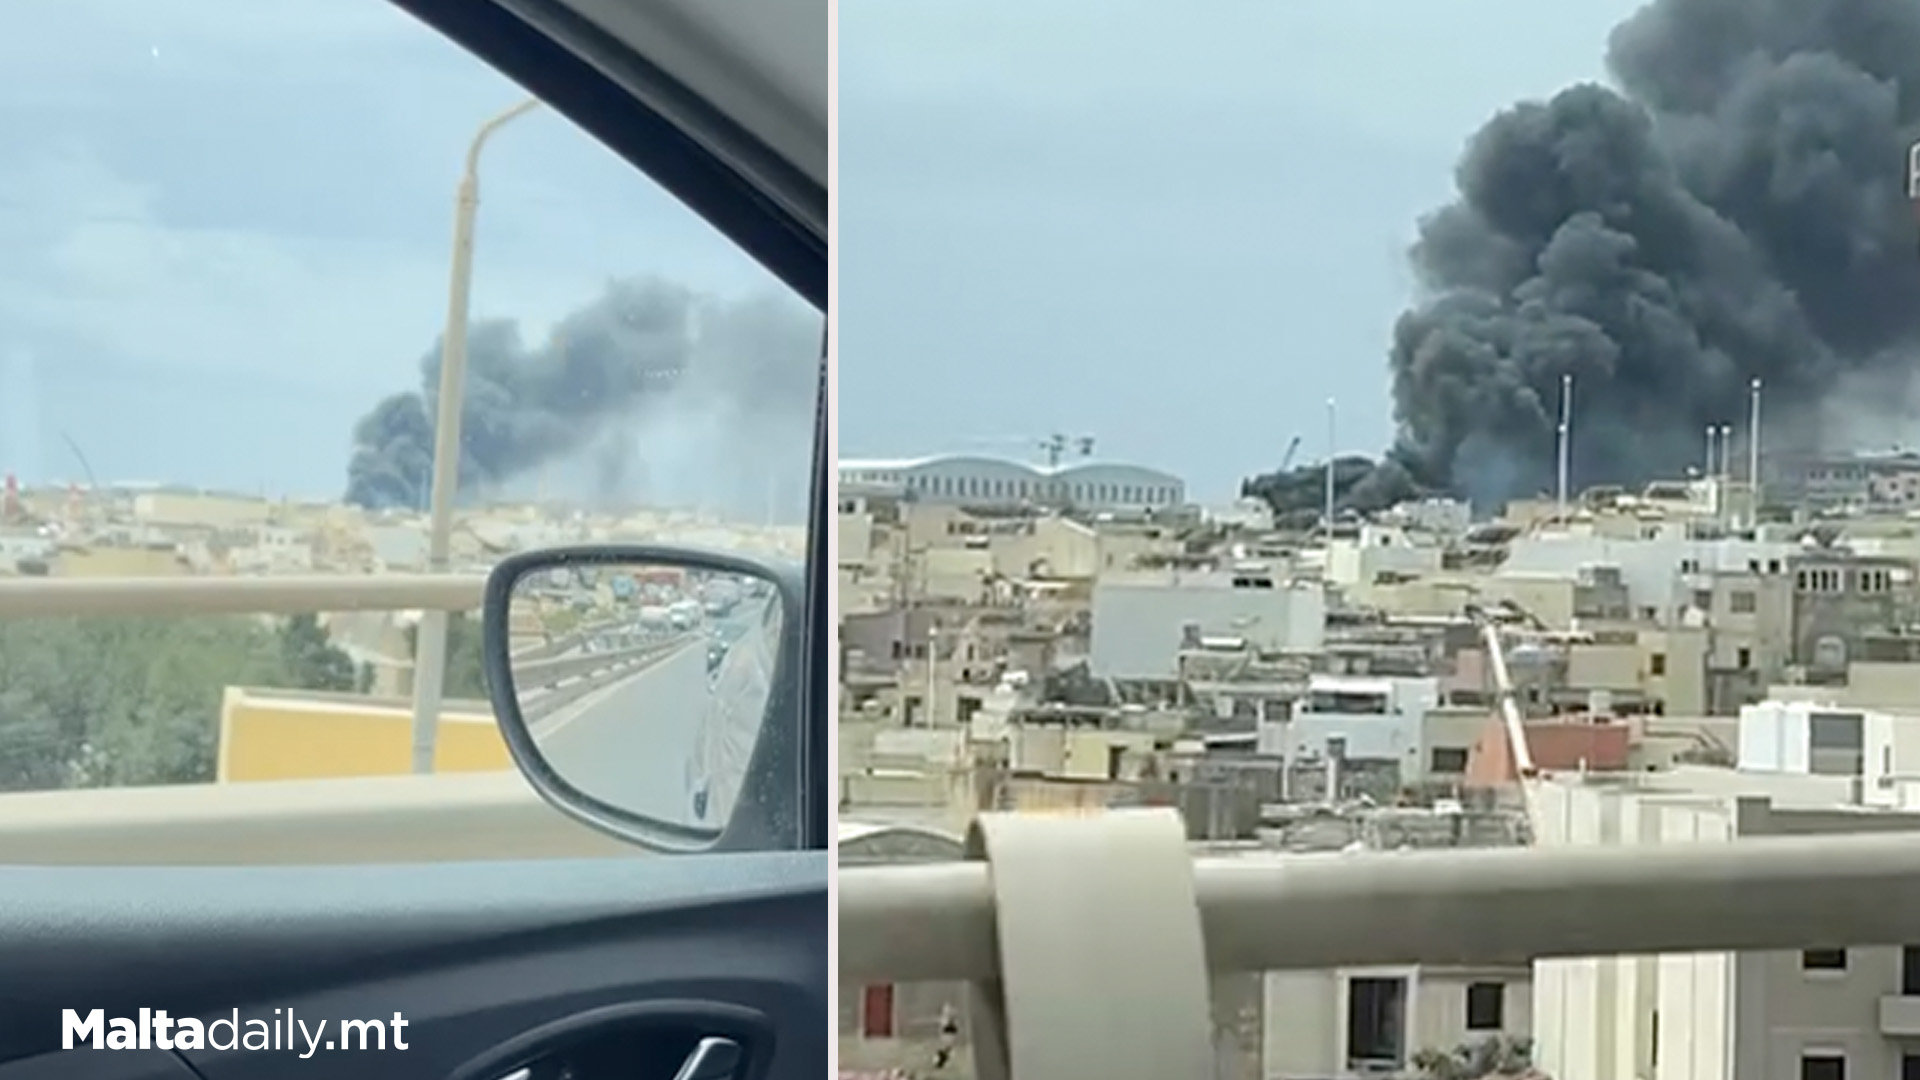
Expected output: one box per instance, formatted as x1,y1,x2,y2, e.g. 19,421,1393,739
0,0,829,1077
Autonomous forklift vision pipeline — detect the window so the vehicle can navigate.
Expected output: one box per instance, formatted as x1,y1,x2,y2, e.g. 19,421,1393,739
1650,653,1667,676
1730,590,1756,613
1737,647,1752,670
1801,1052,1845,1080
1464,982,1504,1031
1802,948,1848,972
0,0,817,852
1345,976,1406,1067
1904,946,1920,995
1430,747,1470,774
1809,714,1864,751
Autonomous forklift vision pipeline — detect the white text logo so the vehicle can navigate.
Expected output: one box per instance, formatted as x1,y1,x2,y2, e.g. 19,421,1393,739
63,1008,410,1057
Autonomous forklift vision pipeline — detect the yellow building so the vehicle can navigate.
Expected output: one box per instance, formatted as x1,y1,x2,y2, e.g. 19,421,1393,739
54,543,190,577
216,687,511,782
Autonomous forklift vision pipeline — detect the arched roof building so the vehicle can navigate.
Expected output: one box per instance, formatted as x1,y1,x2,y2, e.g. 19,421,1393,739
837,453,1185,512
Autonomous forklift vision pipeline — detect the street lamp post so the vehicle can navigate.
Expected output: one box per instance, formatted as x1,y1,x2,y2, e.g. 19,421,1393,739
410,97,543,775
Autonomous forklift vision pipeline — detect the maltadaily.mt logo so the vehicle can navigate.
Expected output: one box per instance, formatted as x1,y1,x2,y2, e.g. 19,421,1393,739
64,1008,410,1054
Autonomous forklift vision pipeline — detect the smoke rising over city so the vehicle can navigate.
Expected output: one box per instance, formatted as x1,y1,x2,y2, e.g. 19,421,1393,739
344,277,818,518
1251,0,1920,515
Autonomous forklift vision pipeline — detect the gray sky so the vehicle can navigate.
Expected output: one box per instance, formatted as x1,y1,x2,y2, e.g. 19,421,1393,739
838,0,1650,499
0,0,808,503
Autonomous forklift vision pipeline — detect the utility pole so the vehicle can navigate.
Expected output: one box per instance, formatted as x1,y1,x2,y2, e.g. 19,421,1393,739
1748,378,1763,524
1555,373,1573,517
1323,398,1337,528
410,97,542,775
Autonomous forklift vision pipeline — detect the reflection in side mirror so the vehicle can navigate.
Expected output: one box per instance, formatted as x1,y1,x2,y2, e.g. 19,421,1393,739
480,545,794,852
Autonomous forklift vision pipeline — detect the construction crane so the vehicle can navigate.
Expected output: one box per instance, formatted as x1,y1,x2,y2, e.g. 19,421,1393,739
1039,433,1097,467
1280,434,1301,471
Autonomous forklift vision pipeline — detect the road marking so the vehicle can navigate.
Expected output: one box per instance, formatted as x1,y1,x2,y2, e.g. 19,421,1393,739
535,640,699,739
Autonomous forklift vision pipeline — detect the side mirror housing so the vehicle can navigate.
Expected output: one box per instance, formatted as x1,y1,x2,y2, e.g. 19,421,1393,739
480,544,807,853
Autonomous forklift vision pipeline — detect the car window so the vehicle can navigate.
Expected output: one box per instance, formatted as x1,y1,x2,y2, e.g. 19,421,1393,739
0,0,820,856
839,0,1920,1073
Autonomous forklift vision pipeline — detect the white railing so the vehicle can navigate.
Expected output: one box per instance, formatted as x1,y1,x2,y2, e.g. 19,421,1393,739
0,573,485,617
0,772,630,864
515,635,690,686
837,807,1920,1080
838,826,1920,982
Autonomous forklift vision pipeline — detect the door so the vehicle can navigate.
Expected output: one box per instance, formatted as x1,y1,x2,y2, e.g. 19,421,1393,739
0,0,828,1077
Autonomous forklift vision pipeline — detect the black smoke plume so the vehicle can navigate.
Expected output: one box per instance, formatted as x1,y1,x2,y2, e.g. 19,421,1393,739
344,277,817,517
1250,0,1920,516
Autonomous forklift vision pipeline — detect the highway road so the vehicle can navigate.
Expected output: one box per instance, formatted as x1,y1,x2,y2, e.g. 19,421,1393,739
527,601,778,830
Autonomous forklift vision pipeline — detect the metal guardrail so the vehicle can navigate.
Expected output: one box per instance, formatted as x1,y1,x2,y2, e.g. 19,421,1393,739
839,823,1920,984
520,639,692,722
514,636,689,687
512,616,632,661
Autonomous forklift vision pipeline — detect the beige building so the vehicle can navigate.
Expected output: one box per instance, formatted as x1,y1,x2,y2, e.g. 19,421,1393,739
1262,959,1533,1078
1531,769,1920,1080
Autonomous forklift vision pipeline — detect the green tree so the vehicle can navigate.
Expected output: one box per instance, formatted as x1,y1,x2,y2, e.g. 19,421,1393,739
278,613,356,692
402,613,489,700
0,616,293,792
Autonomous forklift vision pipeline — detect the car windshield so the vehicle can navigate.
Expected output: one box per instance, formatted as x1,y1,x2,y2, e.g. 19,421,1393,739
840,0,1920,1075
0,2,818,822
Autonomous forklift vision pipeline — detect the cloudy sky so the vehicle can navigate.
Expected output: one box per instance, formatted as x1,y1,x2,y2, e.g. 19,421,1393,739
0,0,811,502
838,0,1651,499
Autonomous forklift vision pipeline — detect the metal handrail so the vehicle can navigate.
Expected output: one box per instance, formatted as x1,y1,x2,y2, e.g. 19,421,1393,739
0,574,486,617
839,829,1920,983
512,616,630,661
0,772,632,864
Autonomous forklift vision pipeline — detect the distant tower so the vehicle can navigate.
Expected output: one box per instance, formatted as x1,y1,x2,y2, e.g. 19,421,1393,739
3,473,17,521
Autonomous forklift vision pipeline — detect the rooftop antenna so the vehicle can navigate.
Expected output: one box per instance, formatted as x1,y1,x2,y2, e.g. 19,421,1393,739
1075,436,1095,458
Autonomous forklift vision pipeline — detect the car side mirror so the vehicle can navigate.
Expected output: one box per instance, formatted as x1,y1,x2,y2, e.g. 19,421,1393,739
480,544,806,853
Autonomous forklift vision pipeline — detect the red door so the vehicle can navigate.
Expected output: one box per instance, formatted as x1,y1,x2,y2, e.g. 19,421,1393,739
861,984,895,1038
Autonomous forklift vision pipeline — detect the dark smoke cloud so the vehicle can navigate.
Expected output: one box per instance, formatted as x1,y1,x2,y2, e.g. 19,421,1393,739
1330,0,1920,509
344,277,818,518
